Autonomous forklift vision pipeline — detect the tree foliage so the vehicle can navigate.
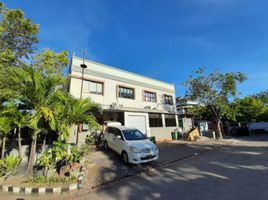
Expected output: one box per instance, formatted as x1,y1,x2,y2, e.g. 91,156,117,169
184,67,246,137
232,91,268,122
0,2,39,68
0,3,101,177
32,49,68,76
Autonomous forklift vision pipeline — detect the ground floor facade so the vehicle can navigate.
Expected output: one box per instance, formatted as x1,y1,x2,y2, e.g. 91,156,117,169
68,110,179,144
98,110,179,140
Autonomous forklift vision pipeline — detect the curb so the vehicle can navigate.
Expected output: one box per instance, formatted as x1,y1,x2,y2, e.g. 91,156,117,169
0,167,85,195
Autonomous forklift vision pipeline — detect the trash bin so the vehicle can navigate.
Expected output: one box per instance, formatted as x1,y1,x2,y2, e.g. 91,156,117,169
171,131,178,140
177,132,183,140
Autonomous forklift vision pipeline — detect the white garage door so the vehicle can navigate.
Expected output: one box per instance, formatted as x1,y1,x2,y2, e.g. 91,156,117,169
125,115,147,134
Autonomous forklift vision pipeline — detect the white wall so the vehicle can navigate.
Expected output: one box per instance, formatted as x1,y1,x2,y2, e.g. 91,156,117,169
69,56,177,113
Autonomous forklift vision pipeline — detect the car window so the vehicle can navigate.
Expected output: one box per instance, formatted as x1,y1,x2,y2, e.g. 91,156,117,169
122,129,147,140
106,127,114,134
114,128,122,137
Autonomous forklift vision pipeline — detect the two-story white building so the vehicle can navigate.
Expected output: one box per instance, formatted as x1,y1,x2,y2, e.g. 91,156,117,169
68,56,178,142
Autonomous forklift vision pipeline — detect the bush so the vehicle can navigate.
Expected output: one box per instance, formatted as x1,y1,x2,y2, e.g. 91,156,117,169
79,144,93,156
37,141,82,176
0,155,21,178
37,149,54,176
27,175,77,185
67,146,81,164
85,134,96,145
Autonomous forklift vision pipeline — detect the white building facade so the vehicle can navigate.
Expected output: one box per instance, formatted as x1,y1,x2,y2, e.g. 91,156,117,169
68,56,178,141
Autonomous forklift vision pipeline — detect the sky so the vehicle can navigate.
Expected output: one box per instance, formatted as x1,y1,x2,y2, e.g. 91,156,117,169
5,0,268,97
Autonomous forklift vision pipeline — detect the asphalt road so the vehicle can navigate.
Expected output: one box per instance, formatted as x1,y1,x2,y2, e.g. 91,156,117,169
2,135,268,200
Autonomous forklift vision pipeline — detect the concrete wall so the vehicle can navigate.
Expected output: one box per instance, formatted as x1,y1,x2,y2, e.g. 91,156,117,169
150,127,177,140
68,124,91,146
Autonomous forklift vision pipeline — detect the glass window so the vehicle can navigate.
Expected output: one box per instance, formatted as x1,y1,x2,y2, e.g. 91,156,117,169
149,113,163,127
114,128,123,137
144,91,156,102
122,129,147,140
165,114,177,127
118,86,134,99
164,95,173,105
84,80,103,95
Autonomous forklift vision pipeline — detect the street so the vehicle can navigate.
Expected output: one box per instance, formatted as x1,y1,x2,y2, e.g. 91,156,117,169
1,135,268,200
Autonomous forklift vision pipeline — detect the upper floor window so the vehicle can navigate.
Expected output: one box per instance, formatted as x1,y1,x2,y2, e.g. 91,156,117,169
84,80,103,95
164,95,173,105
144,91,156,102
118,86,135,99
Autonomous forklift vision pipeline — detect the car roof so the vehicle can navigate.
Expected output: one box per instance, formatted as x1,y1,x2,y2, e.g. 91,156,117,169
107,125,137,131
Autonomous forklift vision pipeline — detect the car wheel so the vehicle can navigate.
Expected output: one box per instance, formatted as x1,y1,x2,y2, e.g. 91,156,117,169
104,140,109,150
121,151,129,164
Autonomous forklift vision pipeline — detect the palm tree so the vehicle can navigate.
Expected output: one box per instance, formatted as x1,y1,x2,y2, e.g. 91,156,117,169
0,117,12,159
49,91,101,142
0,66,62,176
0,66,101,176
1,102,29,158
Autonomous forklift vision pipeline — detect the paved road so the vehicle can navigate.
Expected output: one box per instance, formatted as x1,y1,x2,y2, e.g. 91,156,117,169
2,135,268,200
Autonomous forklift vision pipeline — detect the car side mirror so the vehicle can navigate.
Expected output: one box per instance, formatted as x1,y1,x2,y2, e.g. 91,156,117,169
116,135,123,140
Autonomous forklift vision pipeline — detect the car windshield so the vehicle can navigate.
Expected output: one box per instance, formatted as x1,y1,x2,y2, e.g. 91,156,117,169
122,129,147,140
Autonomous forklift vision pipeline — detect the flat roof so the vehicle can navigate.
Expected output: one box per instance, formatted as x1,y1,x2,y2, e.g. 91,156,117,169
72,56,174,87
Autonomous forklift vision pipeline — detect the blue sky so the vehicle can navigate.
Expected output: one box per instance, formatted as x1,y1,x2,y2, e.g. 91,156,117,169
6,0,268,97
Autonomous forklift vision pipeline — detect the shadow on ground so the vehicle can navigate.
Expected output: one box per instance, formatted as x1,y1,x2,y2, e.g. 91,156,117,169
80,134,268,200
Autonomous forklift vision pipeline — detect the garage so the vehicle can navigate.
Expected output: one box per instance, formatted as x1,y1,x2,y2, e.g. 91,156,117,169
124,112,150,136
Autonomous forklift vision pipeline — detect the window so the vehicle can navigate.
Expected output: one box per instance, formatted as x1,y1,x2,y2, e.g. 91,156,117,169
122,129,147,140
84,80,103,95
165,114,177,127
144,91,156,102
149,113,163,127
164,95,173,105
118,86,134,99
113,128,123,137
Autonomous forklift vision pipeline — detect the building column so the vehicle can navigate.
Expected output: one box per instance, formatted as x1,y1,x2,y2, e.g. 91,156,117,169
175,115,179,127
162,114,166,127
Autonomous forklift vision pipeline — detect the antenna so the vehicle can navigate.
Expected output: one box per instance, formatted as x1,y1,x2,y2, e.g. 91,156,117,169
82,51,86,64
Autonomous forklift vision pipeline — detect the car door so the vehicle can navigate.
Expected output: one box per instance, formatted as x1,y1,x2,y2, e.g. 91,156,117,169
113,128,125,154
106,127,116,150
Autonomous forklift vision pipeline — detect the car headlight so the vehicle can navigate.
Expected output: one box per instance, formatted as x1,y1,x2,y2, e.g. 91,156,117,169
130,146,141,153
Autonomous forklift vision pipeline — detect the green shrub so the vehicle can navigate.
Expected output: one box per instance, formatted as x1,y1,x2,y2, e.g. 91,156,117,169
51,140,69,162
79,144,93,156
0,155,21,178
67,146,81,164
27,175,77,185
37,141,82,176
37,149,54,176
85,134,96,145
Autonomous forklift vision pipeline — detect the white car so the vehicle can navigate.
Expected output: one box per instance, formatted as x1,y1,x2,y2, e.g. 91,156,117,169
103,125,159,164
